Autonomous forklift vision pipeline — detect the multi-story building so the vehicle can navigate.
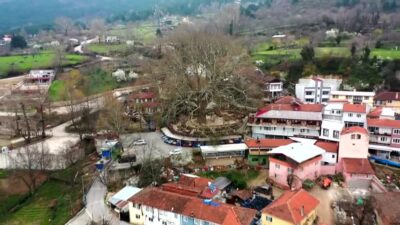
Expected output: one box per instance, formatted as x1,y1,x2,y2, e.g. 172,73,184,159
262,189,319,225
367,118,400,159
264,78,283,103
248,102,323,139
128,187,258,225
330,90,375,105
295,77,342,104
367,107,396,120
338,126,370,161
245,138,294,166
374,91,400,113
342,103,368,128
320,102,345,142
267,142,325,189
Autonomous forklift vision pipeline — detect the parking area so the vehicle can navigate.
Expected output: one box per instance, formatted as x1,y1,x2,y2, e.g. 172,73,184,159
119,131,193,163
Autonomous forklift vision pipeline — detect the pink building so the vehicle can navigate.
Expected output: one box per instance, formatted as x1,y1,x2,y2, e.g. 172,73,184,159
367,119,400,148
268,143,325,189
338,126,370,160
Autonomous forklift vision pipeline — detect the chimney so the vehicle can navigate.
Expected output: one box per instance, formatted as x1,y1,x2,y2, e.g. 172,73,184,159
300,205,305,217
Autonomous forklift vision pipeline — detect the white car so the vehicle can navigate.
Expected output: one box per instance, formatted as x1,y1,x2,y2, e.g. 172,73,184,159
133,139,147,145
169,148,183,156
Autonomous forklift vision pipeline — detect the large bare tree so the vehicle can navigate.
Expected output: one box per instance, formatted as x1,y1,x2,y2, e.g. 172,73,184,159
96,93,129,136
154,28,261,125
10,143,52,194
54,17,75,36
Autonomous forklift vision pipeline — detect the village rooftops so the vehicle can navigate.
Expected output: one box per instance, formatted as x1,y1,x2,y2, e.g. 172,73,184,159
314,141,339,153
367,118,400,129
340,126,369,135
343,103,367,113
374,91,400,101
255,103,323,120
274,96,303,104
128,187,257,225
342,158,374,175
268,142,325,164
160,174,218,198
262,189,319,224
108,186,142,208
245,138,294,149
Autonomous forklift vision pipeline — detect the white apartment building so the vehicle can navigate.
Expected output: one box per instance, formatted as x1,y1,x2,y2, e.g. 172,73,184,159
295,77,342,104
264,79,283,103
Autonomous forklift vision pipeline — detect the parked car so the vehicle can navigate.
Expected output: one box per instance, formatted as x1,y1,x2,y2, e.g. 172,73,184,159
169,148,183,156
133,139,147,145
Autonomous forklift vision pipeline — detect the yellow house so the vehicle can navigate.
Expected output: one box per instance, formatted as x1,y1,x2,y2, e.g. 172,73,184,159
374,92,400,113
262,189,319,225
330,90,375,106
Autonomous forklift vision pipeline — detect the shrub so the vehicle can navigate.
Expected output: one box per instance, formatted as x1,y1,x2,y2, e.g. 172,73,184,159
302,179,315,190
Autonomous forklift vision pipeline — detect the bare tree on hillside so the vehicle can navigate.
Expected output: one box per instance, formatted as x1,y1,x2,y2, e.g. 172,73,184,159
55,17,75,36
89,18,107,42
10,143,52,195
96,93,129,136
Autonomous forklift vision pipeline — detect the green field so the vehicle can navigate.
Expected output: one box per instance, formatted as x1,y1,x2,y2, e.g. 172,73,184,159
48,80,66,102
86,43,129,54
198,169,259,189
0,52,87,77
48,69,120,102
1,180,82,225
252,46,400,62
109,22,157,44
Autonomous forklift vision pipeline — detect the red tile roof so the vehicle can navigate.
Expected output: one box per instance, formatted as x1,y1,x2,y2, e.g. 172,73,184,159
374,91,400,101
314,141,338,153
341,126,369,135
129,188,257,225
342,158,375,175
367,118,400,129
262,189,319,224
367,107,382,118
343,103,367,113
161,174,215,198
245,139,294,149
256,104,323,116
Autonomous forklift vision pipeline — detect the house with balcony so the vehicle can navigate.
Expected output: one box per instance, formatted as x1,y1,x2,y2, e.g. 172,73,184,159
342,103,368,128
295,77,342,104
374,91,400,113
245,138,294,166
248,102,323,139
261,189,319,225
330,90,375,105
264,78,283,103
367,118,400,159
128,187,258,225
320,102,345,142
267,142,325,189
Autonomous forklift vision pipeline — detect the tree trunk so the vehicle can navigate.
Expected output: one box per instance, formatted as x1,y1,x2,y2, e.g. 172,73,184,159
20,103,31,143
40,104,46,139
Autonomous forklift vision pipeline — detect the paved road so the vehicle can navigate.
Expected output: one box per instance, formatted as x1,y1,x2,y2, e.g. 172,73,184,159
120,131,193,163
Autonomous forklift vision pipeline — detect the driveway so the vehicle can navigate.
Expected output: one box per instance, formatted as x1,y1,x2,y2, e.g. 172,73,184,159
120,131,193,163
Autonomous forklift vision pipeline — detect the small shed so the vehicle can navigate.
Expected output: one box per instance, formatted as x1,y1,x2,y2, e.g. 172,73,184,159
213,177,232,191
108,186,142,211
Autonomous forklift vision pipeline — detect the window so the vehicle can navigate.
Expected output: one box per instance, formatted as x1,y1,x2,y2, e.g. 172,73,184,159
305,98,314,103
323,128,329,137
351,134,355,139
332,95,338,99
348,113,353,117
393,138,400,144
322,91,330,95
357,134,361,139
266,216,273,222
287,168,293,174
346,95,352,99
274,173,278,178
300,129,306,133
332,154,335,158
333,130,340,139
380,137,388,142
275,164,280,169
364,96,369,100
394,129,400,134
136,214,140,219
305,91,313,95
357,114,361,118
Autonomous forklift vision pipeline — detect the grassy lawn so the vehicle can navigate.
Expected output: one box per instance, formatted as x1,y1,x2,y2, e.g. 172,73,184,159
86,43,129,54
109,22,156,44
48,80,66,102
198,169,259,189
371,48,400,59
0,52,88,77
0,169,8,179
1,180,82,225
